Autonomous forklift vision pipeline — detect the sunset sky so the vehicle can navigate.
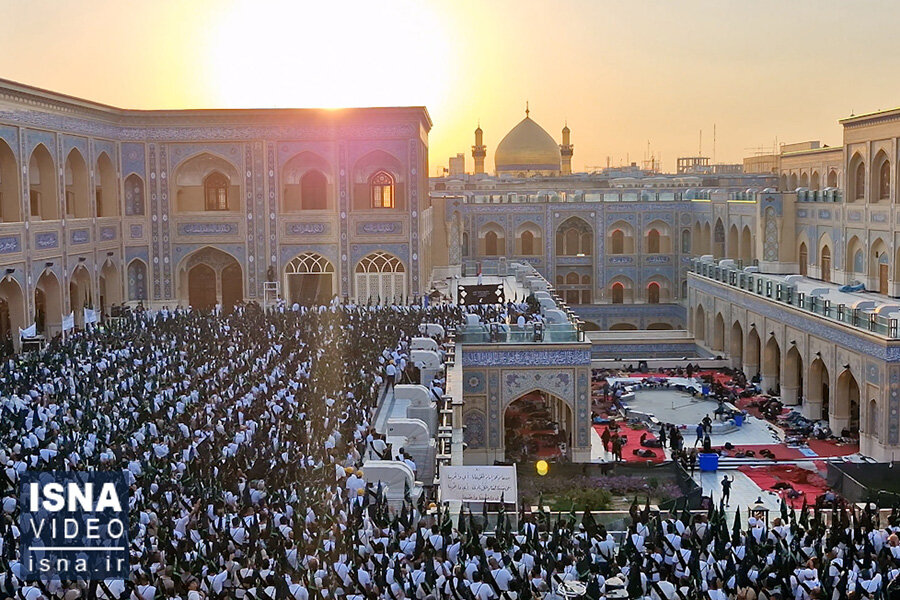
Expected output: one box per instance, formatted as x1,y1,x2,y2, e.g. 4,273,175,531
2,0,899,174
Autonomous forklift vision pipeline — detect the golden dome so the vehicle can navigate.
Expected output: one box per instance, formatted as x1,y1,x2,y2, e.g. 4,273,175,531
494,114,561,174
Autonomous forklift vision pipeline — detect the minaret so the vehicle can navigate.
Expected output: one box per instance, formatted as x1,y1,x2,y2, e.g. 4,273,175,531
472,122,486,175
560,122,574,175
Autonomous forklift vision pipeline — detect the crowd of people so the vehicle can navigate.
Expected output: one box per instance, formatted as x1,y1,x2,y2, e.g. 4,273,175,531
0,300,898,599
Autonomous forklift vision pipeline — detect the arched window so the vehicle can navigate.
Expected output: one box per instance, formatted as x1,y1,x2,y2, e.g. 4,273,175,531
799,242,808,277
647,229,660,254
355,251,406,303
648,282,660,304
855,161,866,201
204,172,229,211
370,170,394,208
556,217,592,256
301,170,328,210
521,230,534,255
611,283,624,304
827,170,838,188
681,229,691,253
611,230,624,255
879,159,891,201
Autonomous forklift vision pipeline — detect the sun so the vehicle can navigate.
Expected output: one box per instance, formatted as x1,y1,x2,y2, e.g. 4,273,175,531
208,0,452,111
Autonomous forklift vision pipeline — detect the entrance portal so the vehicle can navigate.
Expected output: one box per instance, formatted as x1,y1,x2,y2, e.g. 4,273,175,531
504,391,572,462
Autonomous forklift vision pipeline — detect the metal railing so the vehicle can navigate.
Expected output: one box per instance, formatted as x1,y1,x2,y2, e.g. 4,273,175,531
691,259,900,338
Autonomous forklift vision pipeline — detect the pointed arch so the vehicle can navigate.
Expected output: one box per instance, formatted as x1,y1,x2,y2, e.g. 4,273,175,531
727,224,739,258
355,251,406,303
712,312,725,351
713,218,725,259
810,171,821,191
740,225,753,264
515,221,543,255
784,345,803,406
352,149,404,211
847,235,865,275
873,150,891,202
870,237,889,294
284,252,335,305
730,320,743,369
798,241,808,277
124,173,145,216
35,270,62,335
29,144,58,220
0,276,25,352
95,152,118,217
0,139,21,222
849,153,865,202
799,172,809,189
607,220,634,255
127,259,148,302
745,327,761,376
99,259,122,315
282,151,334,212
827,169,838,188
644,220,670,254
556,216,593,256
177,246,243,311
762,336,781,394
808,358,830,421
788,172,798,190
681,229,691,253
834,369,860,437
480,221,505,256
694,304,706,344
64,148,91,218
174,152,241,213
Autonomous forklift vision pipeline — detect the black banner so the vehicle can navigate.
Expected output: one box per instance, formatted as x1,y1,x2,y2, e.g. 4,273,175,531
458,284,504,306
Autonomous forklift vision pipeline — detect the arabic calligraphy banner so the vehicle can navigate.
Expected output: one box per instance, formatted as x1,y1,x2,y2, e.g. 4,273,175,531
440,465,517,504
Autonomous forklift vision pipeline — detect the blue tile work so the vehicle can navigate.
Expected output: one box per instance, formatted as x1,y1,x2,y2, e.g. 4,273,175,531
488,371,500,449
577,370,590,446
267,143,278,273
464,370,486,394
463,410,486,449
0,236,21,254
285,223,329,235
244,144,255,298
160,145,171,298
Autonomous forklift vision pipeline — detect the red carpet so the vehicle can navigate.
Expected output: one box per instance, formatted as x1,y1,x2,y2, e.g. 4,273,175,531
807,439,859,457
593,423,665,464
739,465,829,508
713,443,805,460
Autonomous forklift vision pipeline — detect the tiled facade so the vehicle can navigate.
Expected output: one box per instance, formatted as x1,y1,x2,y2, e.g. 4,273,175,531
0,79,432,343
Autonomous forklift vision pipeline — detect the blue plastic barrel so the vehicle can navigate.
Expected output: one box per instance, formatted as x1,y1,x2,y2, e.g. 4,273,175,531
733,414,744,427
698,453,719,472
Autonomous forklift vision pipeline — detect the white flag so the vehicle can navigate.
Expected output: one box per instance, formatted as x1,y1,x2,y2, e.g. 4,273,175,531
18,323,36,338
62,312,75,331
84,308,99,324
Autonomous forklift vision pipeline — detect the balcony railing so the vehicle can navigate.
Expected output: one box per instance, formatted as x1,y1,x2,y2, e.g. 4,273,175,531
690,259,900,338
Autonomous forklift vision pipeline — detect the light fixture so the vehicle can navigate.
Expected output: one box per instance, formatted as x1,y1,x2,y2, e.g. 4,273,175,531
790,340,796,345
44,262,53,268
843,364,851,370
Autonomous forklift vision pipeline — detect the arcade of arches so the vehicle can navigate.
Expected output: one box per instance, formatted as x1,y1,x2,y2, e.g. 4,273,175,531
504,390,572,462
692,303,870,447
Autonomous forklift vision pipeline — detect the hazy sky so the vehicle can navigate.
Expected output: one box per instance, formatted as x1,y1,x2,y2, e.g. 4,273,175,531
2,0,899,174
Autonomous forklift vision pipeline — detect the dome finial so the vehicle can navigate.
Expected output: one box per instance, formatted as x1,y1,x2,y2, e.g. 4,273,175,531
525,101,529,118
